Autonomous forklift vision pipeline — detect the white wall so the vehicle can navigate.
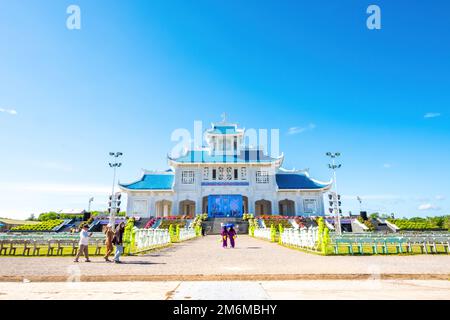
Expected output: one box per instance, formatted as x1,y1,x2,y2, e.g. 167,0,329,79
124,165,326,217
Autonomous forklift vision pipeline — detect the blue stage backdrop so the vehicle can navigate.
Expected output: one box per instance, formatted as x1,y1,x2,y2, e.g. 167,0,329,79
207,195,243,218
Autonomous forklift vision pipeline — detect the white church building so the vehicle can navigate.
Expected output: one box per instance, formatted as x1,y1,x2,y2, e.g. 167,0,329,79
119,120,332,218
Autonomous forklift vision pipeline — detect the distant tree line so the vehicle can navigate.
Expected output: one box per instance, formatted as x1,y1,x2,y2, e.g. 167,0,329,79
25,211,127,222
369,213,450,230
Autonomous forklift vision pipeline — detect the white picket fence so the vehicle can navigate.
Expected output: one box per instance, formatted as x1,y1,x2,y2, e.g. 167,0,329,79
134,228,171,251
280,227,319,250
253,228,272,240
179,228,197,241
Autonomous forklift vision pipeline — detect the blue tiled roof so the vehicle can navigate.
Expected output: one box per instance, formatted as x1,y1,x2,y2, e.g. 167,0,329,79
276,173,330,190
209,125,238,134
170,150,279,163
119,174,174,190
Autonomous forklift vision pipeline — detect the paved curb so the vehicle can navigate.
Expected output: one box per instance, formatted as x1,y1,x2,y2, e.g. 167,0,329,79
1,273,448,282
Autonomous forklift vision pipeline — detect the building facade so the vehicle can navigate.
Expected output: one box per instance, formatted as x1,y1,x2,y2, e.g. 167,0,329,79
119,121,332,218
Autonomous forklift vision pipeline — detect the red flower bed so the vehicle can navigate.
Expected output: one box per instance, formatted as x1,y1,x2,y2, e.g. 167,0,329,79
260,215,290,220
144,218,156,229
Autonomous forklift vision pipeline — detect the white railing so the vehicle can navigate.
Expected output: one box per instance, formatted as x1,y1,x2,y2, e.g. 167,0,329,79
179,228,197,241
253,228,272,240
281,227,319,250
134,228,171,251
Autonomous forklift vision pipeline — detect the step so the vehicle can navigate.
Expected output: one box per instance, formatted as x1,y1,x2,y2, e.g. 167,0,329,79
203,218,249,235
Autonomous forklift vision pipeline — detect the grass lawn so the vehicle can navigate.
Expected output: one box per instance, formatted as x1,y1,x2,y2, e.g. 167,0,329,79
252,234,449,255
0,243,173,257
0,245,126,257
328,243,449,255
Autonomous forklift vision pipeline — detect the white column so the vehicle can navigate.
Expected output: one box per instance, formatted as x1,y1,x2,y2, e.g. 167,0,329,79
149,197,155,218
196,197,202,215
295,197,302,216
248,196,255,214
271,199,277,215
163,203,169,217
172,200,179,215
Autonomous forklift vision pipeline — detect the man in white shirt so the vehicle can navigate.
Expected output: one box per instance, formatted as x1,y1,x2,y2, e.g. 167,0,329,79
74,224,92,262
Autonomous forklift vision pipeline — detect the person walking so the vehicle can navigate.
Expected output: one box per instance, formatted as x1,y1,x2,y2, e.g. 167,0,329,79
228,225,237,248
220,225,228,248
112,222,125,264
201,221,206,236
103,224,115,262
74,224,92,262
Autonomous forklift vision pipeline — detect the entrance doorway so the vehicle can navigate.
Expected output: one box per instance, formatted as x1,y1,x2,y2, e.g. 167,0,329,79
255,200,272,216
279,199,295,216
155,200,172,217
207,195,243,218
179,200,195,216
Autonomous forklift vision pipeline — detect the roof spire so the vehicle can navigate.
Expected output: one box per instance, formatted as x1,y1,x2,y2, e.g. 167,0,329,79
221,112,227,123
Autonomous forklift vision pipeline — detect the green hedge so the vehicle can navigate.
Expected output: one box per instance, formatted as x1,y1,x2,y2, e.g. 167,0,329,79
357,216,375,231
158,219,186,229
260,218,292,228
388,219,442,231
11,219,64,232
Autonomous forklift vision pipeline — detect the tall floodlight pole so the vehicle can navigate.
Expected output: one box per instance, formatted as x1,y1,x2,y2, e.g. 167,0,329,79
326,152,342,235
88,197,94,212
109,152,123,228
357,196,362,214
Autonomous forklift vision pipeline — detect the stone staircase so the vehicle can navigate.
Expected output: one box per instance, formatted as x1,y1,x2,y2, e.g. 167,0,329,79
203,218,249,235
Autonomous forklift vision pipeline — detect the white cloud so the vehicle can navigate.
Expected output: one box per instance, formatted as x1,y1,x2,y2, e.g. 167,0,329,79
435,195,446,201
383,163,392,169
424,112,441,118
418,203,441,211
0,108,17,115
287,123,316,135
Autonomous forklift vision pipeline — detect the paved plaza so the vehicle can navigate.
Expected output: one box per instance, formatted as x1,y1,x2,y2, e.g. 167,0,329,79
0,280,449,300
0,235,449,282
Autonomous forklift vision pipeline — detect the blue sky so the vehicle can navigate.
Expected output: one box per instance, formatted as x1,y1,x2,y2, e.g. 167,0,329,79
0,0,449,219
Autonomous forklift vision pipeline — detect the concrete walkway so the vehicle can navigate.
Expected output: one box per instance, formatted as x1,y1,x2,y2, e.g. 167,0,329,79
1,280,449,300
0,235,449,282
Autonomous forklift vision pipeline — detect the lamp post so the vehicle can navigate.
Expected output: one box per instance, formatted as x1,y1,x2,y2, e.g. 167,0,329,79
326,152,342,235
88,197,94,212
357,196,362,214
108,152,123,228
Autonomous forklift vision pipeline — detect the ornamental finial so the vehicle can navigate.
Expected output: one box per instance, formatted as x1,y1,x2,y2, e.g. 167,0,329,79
221,112,227,123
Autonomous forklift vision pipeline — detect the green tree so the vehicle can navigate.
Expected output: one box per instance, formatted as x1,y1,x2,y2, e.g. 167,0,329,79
369,212,379,219
317,217,325,250
38,212,58,221
444,216,450,230
270,224,276,242
322,228,330,255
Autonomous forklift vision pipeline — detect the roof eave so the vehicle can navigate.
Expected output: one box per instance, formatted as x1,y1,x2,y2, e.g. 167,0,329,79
168,159,282,165
277,182,332,192
118,186,174,192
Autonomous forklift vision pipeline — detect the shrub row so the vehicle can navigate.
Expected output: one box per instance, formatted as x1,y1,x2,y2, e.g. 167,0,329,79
388,219,442,231
158,219,187,229
11,219,64,232
260,218,293,229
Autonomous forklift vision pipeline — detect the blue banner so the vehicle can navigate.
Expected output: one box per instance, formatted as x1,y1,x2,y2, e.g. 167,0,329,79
207,195,243,218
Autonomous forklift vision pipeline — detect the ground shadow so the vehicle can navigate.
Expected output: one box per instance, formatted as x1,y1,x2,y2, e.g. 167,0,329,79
121,261,167,265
